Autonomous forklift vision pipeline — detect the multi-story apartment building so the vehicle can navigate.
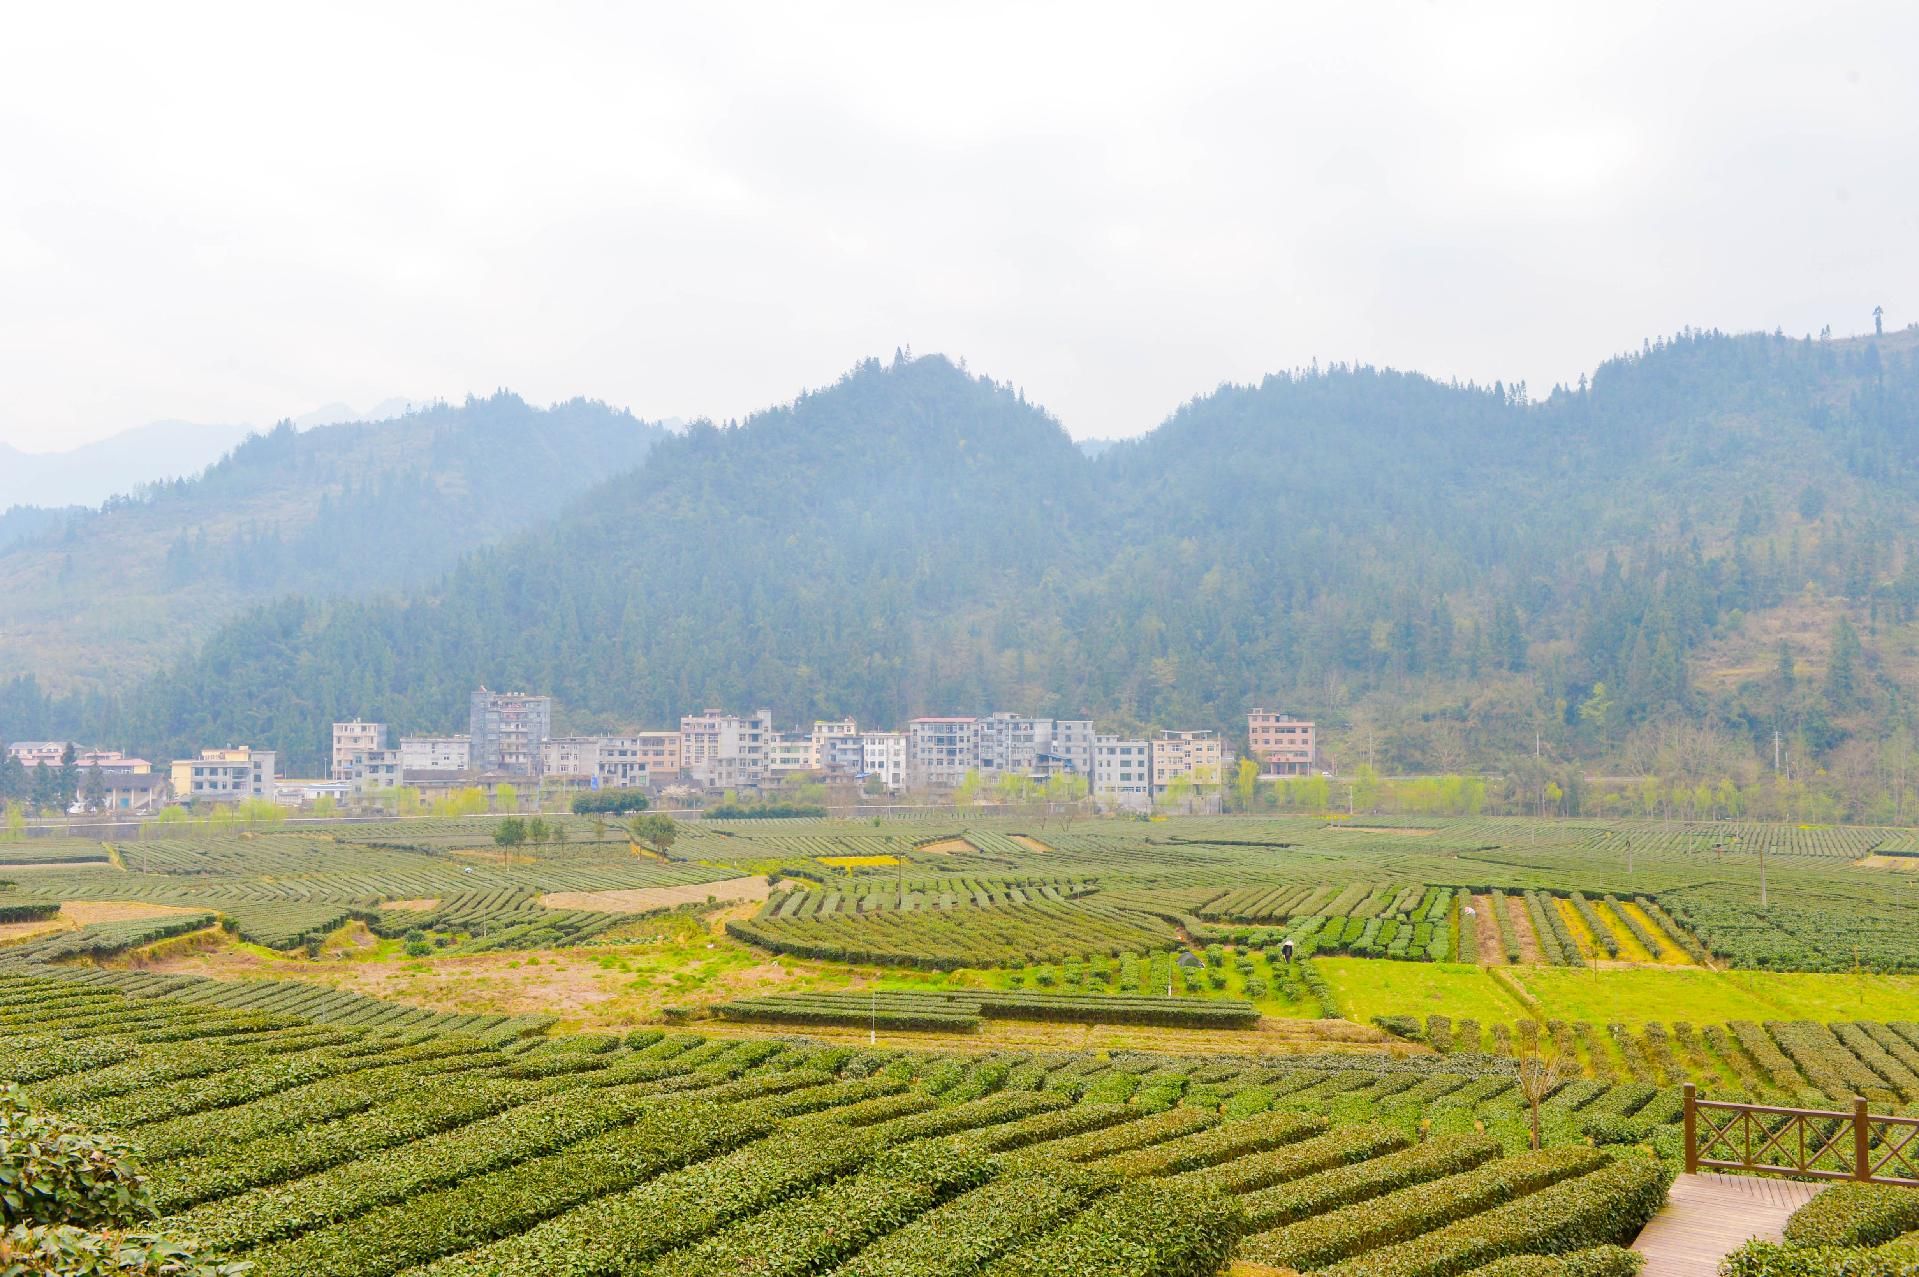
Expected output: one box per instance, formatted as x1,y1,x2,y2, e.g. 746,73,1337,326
169,747,277,803
765,733,816,779
540,736,601,779
75,751,151,775
595,732,682,789
468,690,552,775
818,733,866,779
976,713,1046,779
1093,735,1153,811
1042,719,1095,780
1151,729,1223,799
399,735,471,773
906,717,979,790
330,720,386,781
5,741,73,768
344,748,404,797
680,709,772,788
1247,710,1317,777
809,718,858,768
859,732,907,791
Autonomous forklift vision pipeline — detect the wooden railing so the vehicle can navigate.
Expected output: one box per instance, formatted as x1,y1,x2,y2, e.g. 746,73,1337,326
1684,1084,1919,1185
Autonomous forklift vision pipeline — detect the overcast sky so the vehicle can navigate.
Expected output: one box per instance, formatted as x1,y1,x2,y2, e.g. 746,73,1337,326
2,2,1915,451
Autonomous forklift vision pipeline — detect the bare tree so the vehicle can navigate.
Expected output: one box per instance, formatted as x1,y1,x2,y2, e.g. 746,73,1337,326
1512,1019,1576,1151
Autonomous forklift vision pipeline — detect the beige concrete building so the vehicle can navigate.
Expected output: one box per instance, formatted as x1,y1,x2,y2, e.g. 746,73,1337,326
330,720,386,781
1150,729,1222,800
169,747,277,803
1247,710,1317,776
680,710,772,788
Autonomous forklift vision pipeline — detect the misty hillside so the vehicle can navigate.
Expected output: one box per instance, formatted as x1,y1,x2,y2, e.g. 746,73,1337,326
0,394,667,693
0,420,257,510
9,329,1919,797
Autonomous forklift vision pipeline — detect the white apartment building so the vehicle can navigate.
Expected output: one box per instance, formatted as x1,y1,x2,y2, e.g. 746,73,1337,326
809,718,858,768
468,689,552,775
345,748,404,797
1093,735,1153,811
680,709,772,788
169,747,277,803
540,736,601,778
399,735,471,773
976,713,1046,779
330,720,386,781
1042,719,1095,780
907,717,979,790
860,731,907,792
765,733,816,779
1151,729,1223,799
595,732,681,789
5,741,72,768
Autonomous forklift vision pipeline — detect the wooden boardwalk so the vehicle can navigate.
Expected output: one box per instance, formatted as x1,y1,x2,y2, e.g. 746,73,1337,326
1633,1173,1825,1277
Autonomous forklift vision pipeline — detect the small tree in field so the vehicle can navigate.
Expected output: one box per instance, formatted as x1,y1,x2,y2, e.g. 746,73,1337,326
1513,1018,1575,1150
629,813,678,855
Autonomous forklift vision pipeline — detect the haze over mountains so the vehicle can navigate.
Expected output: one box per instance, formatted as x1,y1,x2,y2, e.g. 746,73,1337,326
0,395,667,690
0,400,432,513
4,326,1919,805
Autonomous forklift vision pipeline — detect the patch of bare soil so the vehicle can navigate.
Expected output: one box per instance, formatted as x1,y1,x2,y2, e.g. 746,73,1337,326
692,1014,1422,1058
915,837,972,854
380,898,442,911
1854,855,1919,872
1011,835,1052,852
539,876,769,913
63,900,206,926
0,918,64,944
1472,894,1505,964
1503,893,1543,963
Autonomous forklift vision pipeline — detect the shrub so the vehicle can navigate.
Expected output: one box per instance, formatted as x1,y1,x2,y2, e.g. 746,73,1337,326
1785,1183,1919,1248
571,790,650,814
1724,1235,1919,1277
1465,1245,1644,1277
985,1180,1245,1277
1317,1154,1672,1277
1243,1146,1610,1271
1374,1015,1423,1041
0,1084,150,1229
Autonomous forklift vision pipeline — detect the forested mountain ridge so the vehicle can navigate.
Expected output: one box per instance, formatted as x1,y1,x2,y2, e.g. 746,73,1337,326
0,394,667,694
8,327,1919,811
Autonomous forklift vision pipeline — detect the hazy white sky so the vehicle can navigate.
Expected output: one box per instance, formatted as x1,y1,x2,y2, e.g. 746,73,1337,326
2,1,1915,449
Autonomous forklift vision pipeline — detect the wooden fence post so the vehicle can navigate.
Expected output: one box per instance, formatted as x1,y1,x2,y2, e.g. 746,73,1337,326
1683,1083,1698,1174
1855,1097,1872,1182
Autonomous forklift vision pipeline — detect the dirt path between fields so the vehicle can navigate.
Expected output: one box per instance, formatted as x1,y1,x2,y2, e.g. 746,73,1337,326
1472,894,1505,964
540,876,770,914
1504,893,1543,963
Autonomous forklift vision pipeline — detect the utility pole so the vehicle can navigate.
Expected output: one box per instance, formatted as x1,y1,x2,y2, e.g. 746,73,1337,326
1774,729,1781,774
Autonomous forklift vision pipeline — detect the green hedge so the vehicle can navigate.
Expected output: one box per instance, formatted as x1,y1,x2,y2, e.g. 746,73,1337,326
239,1102,770,1277
1089,1111,1327,1178
1465,1245,1644,1277
1723,1235,1919,1277
0,900,60,925
1172,1123,1411,1196
401,1125,887,1277
1242,1146,1609,1270
831,1162,1116,1277
1317,1154,1672,1277
641,1138,993,1277
1238,1132,1503,1232
1785,1184,1919,1248
983,1180,1245,1277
